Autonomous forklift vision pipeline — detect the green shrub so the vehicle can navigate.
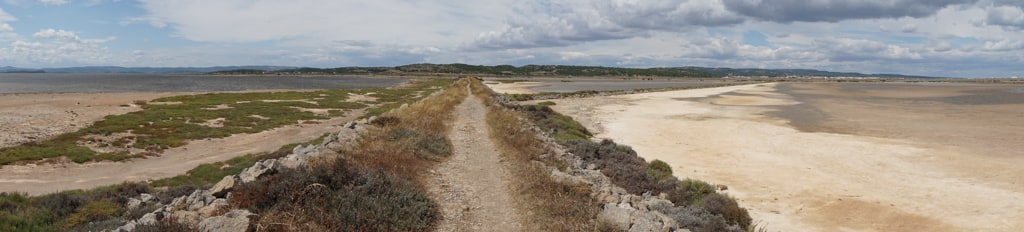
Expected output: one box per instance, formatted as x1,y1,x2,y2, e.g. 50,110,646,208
647,159,673,181
517,105,592,141
62,199,122,229
537,101,556,106
668,179,716,206
702,194,752,229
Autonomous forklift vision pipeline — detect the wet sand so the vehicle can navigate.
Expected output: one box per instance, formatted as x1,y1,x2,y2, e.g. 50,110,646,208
545,83,1024,231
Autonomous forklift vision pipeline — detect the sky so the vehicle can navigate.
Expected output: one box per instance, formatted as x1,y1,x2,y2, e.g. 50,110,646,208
0,0,1022,77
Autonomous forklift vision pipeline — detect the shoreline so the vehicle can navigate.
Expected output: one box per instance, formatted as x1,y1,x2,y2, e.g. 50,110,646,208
545,83,1024,231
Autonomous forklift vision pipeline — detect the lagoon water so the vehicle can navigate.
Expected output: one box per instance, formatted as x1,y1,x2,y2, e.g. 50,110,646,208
0,74,404,94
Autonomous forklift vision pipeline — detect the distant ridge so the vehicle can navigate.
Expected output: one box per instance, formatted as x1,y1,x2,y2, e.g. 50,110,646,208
1,66,294,74
1,64,943,78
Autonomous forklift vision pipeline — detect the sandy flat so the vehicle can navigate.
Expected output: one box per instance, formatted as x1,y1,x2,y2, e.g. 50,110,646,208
0,111,362,195
0,92,189,148
483,81,548,94
547,83,1024,232
0,90,361,195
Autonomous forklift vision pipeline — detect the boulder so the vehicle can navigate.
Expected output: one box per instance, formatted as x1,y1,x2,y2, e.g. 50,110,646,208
114,220,136,232
598,203,633,231
139,193,155,203
185,190,215,211
199,210,254,232
137,213,158,226
239,159,278,183
126,198,143,211
629,210,663,232
198,199,230,218
211,175,238,198
171,210,201,226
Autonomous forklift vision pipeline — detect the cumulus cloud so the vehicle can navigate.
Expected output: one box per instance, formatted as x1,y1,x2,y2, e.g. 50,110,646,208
38,0,69,5
0,29,114,65
986,6,1024,29
815,38,924,61
723,0,972,23
137,0,514,46
470,0,744,50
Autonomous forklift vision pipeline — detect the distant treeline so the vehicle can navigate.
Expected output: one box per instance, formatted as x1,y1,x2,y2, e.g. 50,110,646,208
212,64,717,78
210,63,940,78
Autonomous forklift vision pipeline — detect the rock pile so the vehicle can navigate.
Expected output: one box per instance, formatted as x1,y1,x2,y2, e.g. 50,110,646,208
114,121,371,232
548,148,685,232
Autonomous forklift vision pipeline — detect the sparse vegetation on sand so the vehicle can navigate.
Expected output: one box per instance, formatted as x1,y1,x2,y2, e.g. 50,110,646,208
0,78,457,231
512,94,754,231
0,78,450,165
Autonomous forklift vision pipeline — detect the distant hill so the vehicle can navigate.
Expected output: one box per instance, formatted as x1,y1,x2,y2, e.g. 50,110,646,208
1,64,943,78
687,67,939,78
1,66,295,74
267,64,716,77
262,64,943,78
0,66,45,73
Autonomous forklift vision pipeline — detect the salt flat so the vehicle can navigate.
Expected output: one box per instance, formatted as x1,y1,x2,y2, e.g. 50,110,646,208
544,83,1024,232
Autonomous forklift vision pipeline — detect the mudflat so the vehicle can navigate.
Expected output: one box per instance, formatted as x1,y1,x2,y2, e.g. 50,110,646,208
0,92,190,148
544,83,1024,231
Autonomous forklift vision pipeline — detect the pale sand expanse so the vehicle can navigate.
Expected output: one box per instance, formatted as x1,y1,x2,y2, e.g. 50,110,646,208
0,92,188,148
544,83,1024,232
0,91,361,195
484,81,546,94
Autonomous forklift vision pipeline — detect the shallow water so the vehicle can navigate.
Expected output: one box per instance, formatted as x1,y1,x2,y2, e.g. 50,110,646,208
0,74,403,94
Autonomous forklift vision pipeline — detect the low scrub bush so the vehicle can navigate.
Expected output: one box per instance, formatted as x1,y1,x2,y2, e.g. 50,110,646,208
647,159,673,181
517,105,592,141
663,178,752,231
231,158,436,231
562,139,675,195
61,199,122,230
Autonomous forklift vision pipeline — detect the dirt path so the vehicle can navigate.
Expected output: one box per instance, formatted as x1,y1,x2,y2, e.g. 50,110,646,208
428,86,521,232
0,111,363,195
